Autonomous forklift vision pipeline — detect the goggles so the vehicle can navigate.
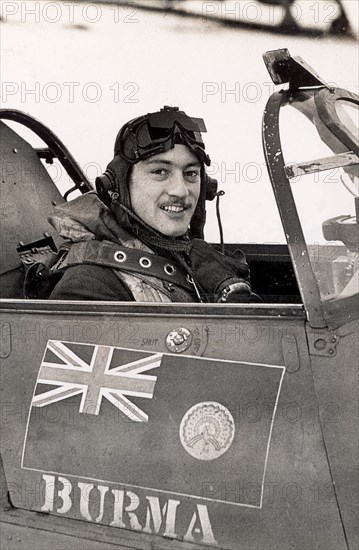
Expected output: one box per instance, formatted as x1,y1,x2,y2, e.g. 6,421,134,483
114,106,211,166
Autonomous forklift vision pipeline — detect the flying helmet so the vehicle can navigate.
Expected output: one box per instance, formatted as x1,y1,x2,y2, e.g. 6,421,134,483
96,106,217,239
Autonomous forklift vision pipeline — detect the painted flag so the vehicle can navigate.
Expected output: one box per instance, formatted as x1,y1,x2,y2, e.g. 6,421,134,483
30,340,162,421
22,340,284,507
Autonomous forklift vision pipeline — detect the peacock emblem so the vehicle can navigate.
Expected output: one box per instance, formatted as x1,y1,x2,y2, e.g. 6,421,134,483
179,402,235,461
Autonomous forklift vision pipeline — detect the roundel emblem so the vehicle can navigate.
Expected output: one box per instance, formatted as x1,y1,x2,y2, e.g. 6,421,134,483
179,402,235,461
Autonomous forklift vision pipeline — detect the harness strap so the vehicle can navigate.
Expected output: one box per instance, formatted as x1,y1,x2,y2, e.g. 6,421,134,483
114,268,197,302
64,240,194,292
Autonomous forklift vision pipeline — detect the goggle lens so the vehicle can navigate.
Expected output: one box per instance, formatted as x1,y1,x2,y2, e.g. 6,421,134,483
116,108,210,165
148,111,206,133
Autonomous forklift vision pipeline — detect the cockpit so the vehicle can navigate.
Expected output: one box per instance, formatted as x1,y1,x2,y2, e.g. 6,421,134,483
1,49,358,330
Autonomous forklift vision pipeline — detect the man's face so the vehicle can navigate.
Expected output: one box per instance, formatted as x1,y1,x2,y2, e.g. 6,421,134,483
129,144,201,237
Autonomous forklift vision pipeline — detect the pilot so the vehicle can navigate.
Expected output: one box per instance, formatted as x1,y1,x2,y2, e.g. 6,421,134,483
49,106,255,303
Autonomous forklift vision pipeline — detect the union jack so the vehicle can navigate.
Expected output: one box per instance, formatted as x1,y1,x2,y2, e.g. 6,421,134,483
31,340,162,421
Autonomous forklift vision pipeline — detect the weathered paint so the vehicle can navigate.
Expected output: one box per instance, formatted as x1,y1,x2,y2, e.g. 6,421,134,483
0,306,348,549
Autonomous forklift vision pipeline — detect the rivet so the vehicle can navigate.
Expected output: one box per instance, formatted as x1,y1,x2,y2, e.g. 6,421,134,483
314,338,326,351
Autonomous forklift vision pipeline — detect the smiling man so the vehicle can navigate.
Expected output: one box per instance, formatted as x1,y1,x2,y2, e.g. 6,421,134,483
130,144,201,238
49,106,254,303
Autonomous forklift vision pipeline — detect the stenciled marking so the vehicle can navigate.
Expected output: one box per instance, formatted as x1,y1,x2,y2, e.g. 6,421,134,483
40,473,218,546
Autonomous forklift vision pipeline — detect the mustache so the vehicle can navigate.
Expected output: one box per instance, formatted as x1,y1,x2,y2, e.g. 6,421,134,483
160,199,193,209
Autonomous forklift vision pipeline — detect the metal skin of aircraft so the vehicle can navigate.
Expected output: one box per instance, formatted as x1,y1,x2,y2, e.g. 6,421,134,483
0,49,358,550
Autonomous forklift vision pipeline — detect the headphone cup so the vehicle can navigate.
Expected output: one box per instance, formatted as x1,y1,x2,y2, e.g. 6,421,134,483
205,175,218,201
95,172,114,205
